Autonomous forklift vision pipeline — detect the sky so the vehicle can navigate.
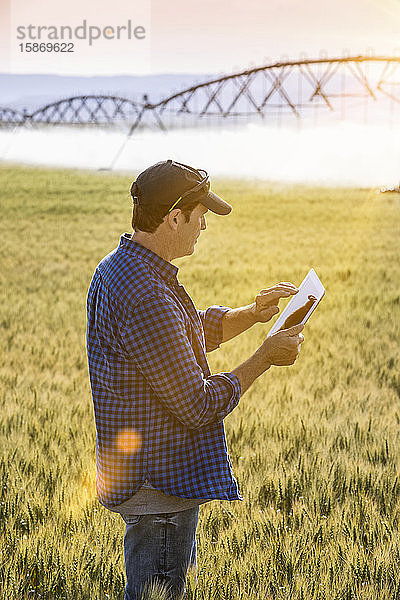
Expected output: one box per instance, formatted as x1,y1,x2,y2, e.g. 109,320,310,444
0,0,399,76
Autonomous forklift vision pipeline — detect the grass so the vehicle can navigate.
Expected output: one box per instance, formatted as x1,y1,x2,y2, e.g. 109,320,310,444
1,164,400,599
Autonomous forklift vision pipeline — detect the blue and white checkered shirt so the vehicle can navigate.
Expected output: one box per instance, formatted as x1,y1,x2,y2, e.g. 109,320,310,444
86,233,243,509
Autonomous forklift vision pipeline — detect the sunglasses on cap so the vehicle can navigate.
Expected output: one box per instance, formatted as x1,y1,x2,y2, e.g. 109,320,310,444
167,166,210,213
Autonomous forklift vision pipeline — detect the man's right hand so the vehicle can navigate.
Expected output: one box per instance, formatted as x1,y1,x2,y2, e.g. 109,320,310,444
231,323,304,395
261,323,304,366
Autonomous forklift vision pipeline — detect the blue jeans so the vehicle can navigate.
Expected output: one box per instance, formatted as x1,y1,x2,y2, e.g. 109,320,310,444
121,506,199,600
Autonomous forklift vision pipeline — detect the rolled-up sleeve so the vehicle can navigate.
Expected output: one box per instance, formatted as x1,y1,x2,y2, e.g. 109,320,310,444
121,294,241,429
198,305,231,352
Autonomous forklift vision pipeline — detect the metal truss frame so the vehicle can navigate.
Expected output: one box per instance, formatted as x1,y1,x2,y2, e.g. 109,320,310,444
1,56,399,130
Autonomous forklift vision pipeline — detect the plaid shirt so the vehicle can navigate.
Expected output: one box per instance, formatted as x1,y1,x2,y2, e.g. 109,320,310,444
86,233,243,509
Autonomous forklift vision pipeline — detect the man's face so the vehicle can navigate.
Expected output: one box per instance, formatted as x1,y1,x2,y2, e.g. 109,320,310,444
179,203,208,256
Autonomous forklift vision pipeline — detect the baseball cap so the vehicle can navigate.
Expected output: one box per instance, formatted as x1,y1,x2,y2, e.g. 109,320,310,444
130,159,232,216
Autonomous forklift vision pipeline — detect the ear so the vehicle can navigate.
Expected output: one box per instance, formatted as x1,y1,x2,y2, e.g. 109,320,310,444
165,208,181,231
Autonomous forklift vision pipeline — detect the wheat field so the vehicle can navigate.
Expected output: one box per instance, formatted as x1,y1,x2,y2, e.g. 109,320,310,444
1,164,400,599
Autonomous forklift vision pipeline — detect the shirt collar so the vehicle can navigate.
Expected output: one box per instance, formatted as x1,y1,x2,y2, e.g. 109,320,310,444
119,233,179,285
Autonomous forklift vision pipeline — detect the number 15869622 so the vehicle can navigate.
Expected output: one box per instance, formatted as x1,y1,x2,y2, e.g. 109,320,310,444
19,43,74,52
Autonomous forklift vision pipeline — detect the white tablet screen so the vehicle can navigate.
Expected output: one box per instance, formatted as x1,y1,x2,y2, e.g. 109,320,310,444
266,268,325,338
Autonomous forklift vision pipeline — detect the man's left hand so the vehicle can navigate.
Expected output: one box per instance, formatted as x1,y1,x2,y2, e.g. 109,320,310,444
251,282,299,323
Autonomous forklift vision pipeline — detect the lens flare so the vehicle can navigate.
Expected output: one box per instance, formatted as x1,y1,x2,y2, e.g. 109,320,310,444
115,428,141,455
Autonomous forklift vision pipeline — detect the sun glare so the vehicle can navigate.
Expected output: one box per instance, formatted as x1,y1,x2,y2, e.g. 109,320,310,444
115,428,142,455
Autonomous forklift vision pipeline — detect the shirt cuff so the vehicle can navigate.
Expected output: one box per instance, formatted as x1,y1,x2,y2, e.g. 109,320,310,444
213,371,242,421
201,305,231,352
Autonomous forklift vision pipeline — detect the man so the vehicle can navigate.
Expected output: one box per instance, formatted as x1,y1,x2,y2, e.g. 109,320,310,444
86,159,304,600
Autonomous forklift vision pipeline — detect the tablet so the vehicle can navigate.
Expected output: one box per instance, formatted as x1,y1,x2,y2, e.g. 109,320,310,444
266,268,325,338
